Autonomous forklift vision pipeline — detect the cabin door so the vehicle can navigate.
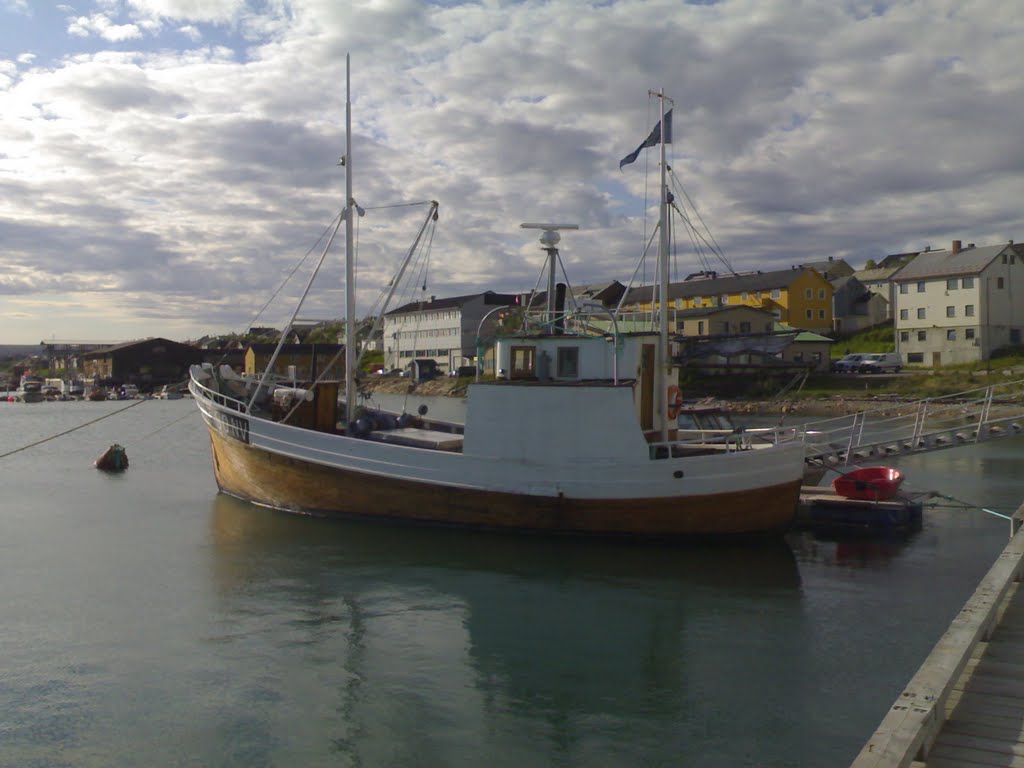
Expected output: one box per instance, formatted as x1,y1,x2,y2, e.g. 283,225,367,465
932,351,942,368
640,344,655,430
510,345,536,379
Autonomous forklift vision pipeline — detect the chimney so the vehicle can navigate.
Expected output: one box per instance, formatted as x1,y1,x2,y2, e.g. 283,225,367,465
952,240,961,255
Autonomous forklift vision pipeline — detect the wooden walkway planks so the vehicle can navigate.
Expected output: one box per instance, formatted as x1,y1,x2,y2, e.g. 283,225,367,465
849,508,1024,768
924,585,1024,767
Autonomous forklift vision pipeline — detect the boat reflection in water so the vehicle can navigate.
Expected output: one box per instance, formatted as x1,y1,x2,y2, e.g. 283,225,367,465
208,495,804,765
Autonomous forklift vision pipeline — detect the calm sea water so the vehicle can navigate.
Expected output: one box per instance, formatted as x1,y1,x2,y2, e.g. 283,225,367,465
1,398,1021,767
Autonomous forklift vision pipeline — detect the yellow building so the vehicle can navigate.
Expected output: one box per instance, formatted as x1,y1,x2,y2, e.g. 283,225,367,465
621,267,834,331
244,343,345,380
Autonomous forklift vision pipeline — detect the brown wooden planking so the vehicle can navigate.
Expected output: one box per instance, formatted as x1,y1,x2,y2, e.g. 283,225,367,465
206,430,802,536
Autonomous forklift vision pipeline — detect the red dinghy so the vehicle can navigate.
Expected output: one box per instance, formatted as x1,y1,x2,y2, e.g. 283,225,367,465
833,466,904,501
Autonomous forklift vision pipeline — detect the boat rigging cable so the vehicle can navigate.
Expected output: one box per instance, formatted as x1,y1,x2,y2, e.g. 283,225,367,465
0,399,148,460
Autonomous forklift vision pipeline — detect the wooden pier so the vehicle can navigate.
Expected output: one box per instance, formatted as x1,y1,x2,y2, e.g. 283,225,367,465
849,505,1024,767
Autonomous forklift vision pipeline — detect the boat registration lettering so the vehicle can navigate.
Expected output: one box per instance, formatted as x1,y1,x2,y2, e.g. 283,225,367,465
215,411,250,444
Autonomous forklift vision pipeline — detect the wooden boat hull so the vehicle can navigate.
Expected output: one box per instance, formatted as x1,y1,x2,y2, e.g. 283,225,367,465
205,427,802,536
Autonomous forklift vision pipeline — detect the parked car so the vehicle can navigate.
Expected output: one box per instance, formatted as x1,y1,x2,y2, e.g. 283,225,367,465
856,352,903,374
832,353,866,373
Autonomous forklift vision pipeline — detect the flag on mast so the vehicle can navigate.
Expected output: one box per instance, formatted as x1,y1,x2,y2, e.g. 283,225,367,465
618,109,673,170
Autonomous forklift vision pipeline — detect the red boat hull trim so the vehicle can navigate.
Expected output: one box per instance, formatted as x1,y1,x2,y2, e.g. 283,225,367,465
206,430,802,536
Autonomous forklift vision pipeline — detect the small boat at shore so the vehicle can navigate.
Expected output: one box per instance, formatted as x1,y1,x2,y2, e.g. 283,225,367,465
833,466,905,501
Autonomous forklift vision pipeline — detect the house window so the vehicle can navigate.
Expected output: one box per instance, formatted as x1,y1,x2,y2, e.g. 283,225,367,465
739,321,752,333
908,352,924,363
818,309,826,319
966,328,976,340
900,331,909,342
946,278,958,290
721,295,730,305
900,284,909,294
918,330,927,341
697,321,704,335
946,306,955,318
963,277,974,288
1012,329,1022,344
965,304,975,317
805,288,813,299
818,288,826,299
694,296,702,305
770,289,781,299
917,308,926,319
812,352,822,364
805,309,812,319
793,352,804,362
556,346,580,378
998,277,1005,289
674,299,683,309
900,309,909,320
947,329,956,341
917,281,926,292
741,292,749,300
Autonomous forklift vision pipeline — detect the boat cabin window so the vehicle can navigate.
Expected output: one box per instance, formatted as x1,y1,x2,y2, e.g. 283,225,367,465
510,346,536,379
556,346,579,378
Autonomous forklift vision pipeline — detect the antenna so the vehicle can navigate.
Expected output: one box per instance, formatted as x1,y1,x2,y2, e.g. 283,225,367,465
521,223,579,248
520,224,579,327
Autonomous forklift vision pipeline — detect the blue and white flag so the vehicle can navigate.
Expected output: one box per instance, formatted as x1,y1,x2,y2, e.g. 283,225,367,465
618,109,673,170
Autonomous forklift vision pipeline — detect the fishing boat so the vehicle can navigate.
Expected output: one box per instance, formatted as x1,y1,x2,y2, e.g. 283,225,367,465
832,466,905,501
188,63,808,536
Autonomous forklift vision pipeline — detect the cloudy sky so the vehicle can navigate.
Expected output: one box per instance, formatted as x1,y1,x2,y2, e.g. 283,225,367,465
1,0,1022,345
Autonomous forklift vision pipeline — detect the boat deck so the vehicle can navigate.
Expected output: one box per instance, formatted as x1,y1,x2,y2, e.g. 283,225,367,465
365,427,465,451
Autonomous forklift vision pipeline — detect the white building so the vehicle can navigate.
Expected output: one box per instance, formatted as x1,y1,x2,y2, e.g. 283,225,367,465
893,240,1024,366
382,291,519,374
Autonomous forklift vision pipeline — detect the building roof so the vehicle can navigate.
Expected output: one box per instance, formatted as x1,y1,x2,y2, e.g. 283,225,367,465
773,322,833,344
800,257,853,279
854,265,904,283
892,242,1021,281
82,337,194,358
386,290,518,315
622,267,819,305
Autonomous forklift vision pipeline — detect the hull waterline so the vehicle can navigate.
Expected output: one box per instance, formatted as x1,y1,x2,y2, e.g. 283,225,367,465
205,427,802,536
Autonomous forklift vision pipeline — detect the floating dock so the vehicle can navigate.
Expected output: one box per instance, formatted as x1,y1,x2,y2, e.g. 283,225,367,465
797,486,924,533
849,505,1024,767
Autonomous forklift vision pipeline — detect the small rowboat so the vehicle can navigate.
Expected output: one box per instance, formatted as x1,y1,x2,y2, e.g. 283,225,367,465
832,466,904,501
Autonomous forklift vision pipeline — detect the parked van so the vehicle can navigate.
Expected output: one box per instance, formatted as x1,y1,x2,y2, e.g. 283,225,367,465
831,353,866,373
856,352,903,374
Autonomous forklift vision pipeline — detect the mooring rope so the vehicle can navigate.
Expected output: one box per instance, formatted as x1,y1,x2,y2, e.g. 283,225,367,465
0,399,149,460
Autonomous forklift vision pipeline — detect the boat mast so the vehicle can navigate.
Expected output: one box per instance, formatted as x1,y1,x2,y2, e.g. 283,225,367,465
655,88,671,442
344,54,356,427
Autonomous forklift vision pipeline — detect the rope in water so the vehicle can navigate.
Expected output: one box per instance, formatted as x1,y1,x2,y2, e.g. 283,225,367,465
0,398,149,460
926,492,1013,521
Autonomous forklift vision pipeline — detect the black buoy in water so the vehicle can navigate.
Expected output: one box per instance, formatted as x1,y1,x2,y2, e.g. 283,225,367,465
94,443,129,472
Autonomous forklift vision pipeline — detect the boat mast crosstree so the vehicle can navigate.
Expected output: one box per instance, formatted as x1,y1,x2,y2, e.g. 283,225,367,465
188,63,808,536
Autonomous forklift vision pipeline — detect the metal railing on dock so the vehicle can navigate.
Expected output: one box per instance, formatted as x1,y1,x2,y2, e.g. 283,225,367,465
802,380,1024,471
848,505,1024,767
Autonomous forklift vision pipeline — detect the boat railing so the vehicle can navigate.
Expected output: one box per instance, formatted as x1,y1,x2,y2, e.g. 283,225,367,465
191,376,248,414
649,423,806,459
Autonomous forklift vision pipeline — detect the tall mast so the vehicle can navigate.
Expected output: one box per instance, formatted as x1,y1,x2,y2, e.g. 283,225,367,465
656,89,670,442
344,54,356,426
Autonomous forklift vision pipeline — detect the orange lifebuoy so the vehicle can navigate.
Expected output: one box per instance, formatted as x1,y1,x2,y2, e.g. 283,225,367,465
667,384,683,419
